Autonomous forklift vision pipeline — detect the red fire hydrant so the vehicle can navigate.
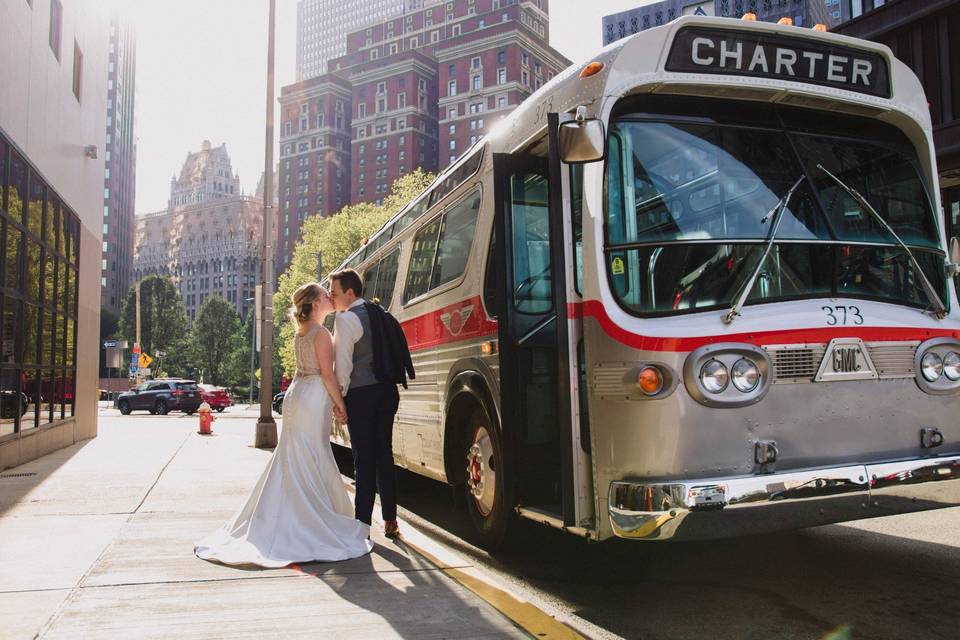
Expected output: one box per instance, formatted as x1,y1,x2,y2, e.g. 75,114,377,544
198,401,215,435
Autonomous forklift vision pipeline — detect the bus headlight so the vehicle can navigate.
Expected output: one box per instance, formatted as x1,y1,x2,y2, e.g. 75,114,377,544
731,358,761,393
943,352,960,381
700,360,729,393
921,352,944,382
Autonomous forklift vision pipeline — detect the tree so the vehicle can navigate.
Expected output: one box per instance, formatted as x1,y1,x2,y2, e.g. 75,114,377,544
273,170,435,374
192,296,242,386
119,275,190,366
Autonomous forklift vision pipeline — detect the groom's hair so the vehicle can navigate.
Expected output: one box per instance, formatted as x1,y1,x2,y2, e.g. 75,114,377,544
331,269,363,298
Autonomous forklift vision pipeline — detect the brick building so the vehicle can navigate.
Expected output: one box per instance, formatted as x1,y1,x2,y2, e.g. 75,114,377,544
101,17,136,317
277,0,568,273
133,142,263,320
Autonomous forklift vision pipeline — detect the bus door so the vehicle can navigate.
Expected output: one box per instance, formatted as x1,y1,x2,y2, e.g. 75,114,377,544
493,146,580,527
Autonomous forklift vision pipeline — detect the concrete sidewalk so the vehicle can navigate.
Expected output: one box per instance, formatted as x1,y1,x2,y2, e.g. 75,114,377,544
0,414,533,639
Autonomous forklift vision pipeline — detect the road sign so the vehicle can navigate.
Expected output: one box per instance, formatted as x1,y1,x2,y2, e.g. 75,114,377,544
139,353,153,368
140,368,152,377
103,340,118,348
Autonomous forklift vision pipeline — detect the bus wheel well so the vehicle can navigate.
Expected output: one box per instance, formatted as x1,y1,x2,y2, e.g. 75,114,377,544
444,379,495,487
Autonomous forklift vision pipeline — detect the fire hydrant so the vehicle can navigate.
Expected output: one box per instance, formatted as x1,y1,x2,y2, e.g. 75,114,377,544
198,401,215,435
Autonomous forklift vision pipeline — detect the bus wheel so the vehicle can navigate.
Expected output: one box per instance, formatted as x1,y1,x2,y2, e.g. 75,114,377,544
463,408,512,549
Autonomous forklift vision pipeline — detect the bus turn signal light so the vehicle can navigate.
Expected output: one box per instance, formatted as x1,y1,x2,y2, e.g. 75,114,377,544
813,23,828,31
638,366,663,396
777,17,794,25
579,61,604,79
480,341,498,356
742,12,757,21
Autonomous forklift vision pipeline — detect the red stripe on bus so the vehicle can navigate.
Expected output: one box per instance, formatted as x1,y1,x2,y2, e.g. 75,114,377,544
401,296,498,352
571,300,960,352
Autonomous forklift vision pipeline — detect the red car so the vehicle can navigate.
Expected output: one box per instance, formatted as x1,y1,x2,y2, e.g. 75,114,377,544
198,384,232,412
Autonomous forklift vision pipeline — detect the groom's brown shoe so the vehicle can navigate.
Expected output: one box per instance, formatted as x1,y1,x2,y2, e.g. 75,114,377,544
384,520,401,539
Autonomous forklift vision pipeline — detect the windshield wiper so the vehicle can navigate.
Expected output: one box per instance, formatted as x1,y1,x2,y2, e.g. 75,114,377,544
816,164,947,319
723,175,806,325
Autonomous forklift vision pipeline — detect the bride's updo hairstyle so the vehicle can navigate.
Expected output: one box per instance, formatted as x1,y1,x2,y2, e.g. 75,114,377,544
290,282,323,327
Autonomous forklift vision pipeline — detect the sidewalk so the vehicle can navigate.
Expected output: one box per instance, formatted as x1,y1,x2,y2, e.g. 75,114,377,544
0,413,537,639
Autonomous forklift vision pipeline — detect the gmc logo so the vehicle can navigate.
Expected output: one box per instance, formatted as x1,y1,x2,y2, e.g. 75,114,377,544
833,347,862,373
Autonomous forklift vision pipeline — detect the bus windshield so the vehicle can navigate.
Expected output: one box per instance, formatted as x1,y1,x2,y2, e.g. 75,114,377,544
604,107,944,316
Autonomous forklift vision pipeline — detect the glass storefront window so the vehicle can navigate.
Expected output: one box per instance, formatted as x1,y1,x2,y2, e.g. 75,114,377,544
0,137,79,435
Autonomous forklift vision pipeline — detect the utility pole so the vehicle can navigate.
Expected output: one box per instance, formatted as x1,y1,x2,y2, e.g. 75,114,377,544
135,281,142,385
245,298,256,405
255,0,278,449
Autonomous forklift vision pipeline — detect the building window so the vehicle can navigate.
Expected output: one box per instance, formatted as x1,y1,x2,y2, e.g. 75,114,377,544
448,107,457,119
449,139,456,150
370,49,379,60
0,137,80,432
49,0,62,60
448,80,457,96
521,70,529,86
410,37,418,48
431,30,440,43
498,68,507,84
452,24,461,36
472,74,482,90
497,96,507,108
397,92,406,109
449,123,456,134
498,50,506,65
377,82,386,94
71,41,82,101
472,57,481,69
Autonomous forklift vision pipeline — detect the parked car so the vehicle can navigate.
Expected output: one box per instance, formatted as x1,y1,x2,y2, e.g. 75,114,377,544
198,384,232,412
115,379,202,415
272,391,285,415
0,390,28,419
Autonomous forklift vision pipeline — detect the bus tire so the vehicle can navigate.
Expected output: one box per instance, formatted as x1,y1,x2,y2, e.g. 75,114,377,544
463,406,513,549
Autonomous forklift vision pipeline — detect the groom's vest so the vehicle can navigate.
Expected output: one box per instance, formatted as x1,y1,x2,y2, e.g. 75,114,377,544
349,303,379,390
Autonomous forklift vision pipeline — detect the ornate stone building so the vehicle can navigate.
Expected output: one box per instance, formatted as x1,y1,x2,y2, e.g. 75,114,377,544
133,142,262,320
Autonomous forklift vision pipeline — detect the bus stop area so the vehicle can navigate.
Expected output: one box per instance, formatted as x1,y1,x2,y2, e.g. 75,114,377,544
0,412,575,639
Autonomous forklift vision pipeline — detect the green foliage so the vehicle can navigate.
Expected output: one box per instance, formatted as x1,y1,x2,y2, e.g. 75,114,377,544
119,275,191,362
273,169,435,374
192,296,243,386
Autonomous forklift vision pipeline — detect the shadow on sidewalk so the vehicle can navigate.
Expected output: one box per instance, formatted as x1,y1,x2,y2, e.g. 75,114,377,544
0,438,93,518
294,540,522,638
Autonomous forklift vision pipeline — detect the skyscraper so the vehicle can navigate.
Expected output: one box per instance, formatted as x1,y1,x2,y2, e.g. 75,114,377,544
277,0,567,271
297,0,409,80
101,16,136,318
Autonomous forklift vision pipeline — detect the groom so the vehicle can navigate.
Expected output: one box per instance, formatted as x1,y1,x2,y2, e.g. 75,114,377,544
329,269,401,538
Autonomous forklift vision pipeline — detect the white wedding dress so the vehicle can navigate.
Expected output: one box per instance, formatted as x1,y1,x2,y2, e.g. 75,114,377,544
195,323,373,567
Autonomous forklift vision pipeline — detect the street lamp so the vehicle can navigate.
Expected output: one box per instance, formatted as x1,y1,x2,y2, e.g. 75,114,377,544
244,298,255,405
255,0,278,449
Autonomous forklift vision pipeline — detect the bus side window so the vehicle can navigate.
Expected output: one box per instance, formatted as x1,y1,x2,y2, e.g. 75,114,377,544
374,248,400,310
403,217,442,304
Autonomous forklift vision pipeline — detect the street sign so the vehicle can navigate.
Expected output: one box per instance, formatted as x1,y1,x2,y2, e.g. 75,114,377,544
103,340,118,348
140,368,152,377
139,353,154,368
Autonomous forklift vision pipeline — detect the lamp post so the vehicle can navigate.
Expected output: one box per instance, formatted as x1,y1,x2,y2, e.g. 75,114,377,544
244,298,255,405
255,0,278,449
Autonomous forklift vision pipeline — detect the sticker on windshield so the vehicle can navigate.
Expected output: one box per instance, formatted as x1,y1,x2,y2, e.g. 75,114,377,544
611,256,625,275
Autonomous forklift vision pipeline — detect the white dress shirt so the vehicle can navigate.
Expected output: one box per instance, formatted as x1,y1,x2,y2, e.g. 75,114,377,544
333,298,365,394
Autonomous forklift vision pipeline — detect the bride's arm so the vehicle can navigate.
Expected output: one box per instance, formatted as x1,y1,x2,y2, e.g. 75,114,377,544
314,328,347,420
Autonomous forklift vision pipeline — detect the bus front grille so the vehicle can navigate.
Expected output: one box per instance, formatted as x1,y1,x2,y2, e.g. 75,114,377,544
766,342,918,383
766,345,827,383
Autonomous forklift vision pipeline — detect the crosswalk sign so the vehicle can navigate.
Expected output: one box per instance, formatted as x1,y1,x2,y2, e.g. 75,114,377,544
139,353,154,368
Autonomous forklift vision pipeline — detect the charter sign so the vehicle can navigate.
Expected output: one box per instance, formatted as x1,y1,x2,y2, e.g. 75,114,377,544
667,27,891,98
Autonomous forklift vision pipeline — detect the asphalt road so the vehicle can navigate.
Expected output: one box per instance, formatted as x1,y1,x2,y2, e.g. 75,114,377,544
336,450,960,640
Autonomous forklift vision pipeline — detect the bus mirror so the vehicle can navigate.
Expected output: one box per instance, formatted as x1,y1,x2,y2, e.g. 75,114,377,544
559,118,605,164
948,237,960,277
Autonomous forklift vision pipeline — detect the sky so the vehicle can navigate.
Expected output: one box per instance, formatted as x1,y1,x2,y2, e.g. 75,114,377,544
132,0,652,214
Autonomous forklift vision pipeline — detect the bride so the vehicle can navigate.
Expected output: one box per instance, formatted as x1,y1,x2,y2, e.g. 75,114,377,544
195,283,373,567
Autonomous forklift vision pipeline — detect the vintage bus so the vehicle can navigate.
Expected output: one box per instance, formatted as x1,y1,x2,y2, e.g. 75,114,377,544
328,15,960,546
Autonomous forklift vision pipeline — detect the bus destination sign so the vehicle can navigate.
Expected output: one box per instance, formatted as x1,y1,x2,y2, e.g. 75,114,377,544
666,27,891,99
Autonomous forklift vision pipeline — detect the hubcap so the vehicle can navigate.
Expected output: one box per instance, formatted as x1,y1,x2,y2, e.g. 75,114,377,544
465,426,495,517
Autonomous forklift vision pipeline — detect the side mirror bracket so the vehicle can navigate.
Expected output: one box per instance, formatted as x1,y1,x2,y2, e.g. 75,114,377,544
946,237,960,277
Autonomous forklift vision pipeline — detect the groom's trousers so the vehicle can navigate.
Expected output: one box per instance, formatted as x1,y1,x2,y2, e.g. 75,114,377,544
344,382,400,525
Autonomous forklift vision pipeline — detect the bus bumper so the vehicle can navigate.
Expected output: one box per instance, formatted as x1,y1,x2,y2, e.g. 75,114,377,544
608,455,960,541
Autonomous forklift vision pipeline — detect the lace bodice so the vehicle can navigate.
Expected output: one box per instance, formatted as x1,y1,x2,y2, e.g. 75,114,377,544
293,324,323,377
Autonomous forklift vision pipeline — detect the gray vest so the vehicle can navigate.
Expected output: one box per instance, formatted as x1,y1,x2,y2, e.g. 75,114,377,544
348,303,379,390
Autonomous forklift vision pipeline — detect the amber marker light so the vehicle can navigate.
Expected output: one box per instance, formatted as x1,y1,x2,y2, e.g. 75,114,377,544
742,12,757,20
778,17,794,25
813,23,828,31
480,341,498,356
638,366,664,396
579,61,604,79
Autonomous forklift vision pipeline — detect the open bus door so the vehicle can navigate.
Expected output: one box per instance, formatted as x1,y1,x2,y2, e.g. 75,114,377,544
491,115,592,536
